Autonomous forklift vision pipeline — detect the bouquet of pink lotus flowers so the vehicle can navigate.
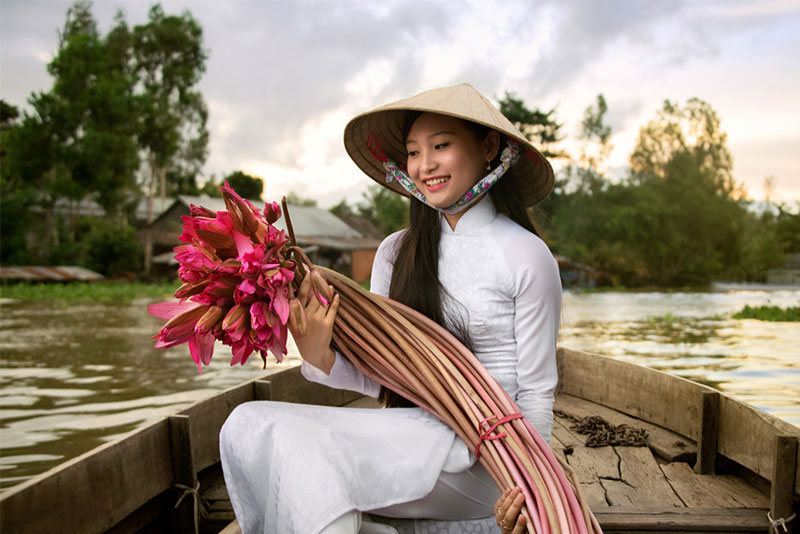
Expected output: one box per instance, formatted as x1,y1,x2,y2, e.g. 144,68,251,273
148,182,304,371
150,183,600,534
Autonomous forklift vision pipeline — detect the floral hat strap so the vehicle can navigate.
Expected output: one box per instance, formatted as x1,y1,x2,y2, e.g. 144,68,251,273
382,139,522,215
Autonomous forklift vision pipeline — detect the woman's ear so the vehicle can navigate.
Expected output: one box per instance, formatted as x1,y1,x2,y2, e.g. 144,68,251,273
483,130,501,162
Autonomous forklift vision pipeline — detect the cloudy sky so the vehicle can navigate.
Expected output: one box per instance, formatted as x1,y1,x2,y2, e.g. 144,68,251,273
2,0,799,206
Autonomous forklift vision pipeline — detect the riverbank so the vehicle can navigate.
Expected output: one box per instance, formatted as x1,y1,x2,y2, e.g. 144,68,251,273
0,281,177,303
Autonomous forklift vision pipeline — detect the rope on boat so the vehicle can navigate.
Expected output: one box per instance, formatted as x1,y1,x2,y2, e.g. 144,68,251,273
768,511,796,533
175,480,202,534
554,409,648,447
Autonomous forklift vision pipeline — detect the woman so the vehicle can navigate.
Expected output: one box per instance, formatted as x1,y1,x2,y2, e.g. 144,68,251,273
220,83,561,534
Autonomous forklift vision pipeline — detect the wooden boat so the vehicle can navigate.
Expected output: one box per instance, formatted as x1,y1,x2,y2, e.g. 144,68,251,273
1,348,798,533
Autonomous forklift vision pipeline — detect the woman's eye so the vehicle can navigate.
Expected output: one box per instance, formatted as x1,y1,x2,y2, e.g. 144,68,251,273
435,142,449,150
407,150,418,157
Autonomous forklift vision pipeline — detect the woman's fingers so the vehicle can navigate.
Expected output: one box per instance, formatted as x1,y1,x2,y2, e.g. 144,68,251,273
512,513,527,534
297,273,312,307
325,293,340,322
503,490,525,530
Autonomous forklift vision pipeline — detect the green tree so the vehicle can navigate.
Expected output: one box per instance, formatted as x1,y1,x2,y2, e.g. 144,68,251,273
133,4,208,222
284,191,318,206
357,184,408,235
223,171,263,200
630,98,738,197
498,92,564,158
329,199,353,218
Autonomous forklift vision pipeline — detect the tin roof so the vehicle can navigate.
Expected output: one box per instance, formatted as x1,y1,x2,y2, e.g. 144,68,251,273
176,196,364,239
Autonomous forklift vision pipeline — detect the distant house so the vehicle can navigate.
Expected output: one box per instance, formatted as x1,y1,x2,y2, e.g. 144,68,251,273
555,255,598,288
139,196,383,282
767,253,800,285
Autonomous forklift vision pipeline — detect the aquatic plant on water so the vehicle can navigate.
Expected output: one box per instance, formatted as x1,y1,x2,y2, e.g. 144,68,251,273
149,183,601,534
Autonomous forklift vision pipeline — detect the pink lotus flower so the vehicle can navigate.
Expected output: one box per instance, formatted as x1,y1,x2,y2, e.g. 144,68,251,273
149,183,298,372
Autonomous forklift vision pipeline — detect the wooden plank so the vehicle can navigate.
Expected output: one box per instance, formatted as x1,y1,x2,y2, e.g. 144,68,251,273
180,374,258,471
558,348,800,496
0,418,172,534
557,348,704,441
555,393,696,462
169,415,197,533
717,393,800,496
552,419,615,508
602,447,683,508
770,435,798,534
695,391,720,474
592,507,769,532
660,462,768,508
555,419,619,484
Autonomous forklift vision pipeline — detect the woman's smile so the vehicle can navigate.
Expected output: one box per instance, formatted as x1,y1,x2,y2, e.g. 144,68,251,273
422,175,450,191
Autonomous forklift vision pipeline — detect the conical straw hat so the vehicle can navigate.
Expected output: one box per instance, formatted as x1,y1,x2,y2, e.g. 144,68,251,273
343,83,554,207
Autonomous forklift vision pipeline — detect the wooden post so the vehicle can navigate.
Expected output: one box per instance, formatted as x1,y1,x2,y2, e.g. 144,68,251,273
254,379,272,401
770,434,798,534
169,414,198,533
695,390,719,474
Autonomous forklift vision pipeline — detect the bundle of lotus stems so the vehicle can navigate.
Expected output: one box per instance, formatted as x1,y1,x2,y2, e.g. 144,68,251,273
150,184,600,534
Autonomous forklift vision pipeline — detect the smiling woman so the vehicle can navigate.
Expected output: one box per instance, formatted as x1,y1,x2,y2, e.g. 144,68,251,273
405,113,500,228
218,83,565,534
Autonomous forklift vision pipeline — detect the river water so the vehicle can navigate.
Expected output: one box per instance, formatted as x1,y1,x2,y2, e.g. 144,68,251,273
0,288,798,489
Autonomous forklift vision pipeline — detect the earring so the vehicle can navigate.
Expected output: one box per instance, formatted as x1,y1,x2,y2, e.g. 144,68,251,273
485,161,491,172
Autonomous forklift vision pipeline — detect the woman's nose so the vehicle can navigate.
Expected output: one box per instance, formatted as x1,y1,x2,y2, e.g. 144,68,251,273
421,150,437,173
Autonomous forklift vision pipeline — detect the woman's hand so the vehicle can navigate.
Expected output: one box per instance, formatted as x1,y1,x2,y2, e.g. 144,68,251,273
494,487,527,534
288,272,340,374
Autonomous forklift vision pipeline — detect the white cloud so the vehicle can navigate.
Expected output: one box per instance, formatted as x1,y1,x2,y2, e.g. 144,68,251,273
1,0,798,203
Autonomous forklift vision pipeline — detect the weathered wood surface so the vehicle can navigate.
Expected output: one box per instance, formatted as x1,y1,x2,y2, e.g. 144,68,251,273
770,435,798,534
181,380,254,471
554,393,695,462
0,418,173,534
592,507,769,532
557,347,800,495
695,390,719,474
660,462,768,508
3,350,792,534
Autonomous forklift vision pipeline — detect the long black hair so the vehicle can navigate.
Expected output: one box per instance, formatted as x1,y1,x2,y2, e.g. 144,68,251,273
380,112,541,408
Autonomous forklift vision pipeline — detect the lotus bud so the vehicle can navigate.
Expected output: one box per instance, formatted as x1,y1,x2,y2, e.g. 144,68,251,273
264,201,281,224
223,183,260,237
217,258,242,274
288,298,307,337
190,204,217,219
310,270,332,306
222,304,249,342
159,305,209,343
175,279,211,300
195,305,224,335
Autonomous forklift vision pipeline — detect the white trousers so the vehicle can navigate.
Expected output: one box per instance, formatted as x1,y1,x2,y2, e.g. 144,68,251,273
320,462,499,534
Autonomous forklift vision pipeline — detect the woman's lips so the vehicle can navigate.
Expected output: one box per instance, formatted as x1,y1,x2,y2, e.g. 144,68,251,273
423,176,450,192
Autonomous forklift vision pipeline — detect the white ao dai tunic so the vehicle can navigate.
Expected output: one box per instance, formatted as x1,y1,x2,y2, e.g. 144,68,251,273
219,196,562,533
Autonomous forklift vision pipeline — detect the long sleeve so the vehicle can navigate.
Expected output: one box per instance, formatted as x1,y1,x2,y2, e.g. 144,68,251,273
509,240,561,444
300,231,405,397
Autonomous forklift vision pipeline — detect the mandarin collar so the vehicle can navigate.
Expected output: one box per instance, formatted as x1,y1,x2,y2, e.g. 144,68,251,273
440,194,498,235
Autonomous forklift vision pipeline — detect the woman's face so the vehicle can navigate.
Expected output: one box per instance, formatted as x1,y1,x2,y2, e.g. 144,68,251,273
405,113,494,210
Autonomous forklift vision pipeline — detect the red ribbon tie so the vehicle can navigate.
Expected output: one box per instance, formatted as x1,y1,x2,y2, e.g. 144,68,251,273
475,413,524,459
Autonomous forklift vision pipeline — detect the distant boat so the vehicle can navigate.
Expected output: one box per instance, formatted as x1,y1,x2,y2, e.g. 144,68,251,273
1,348,797,533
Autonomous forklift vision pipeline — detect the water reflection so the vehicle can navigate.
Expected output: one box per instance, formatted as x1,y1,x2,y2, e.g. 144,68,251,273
560,288,800,428
0,297,302,489
0,288,798,489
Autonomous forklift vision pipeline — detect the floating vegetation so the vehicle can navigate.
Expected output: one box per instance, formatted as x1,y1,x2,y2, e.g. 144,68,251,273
0,281,177,303
733,305,800,322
